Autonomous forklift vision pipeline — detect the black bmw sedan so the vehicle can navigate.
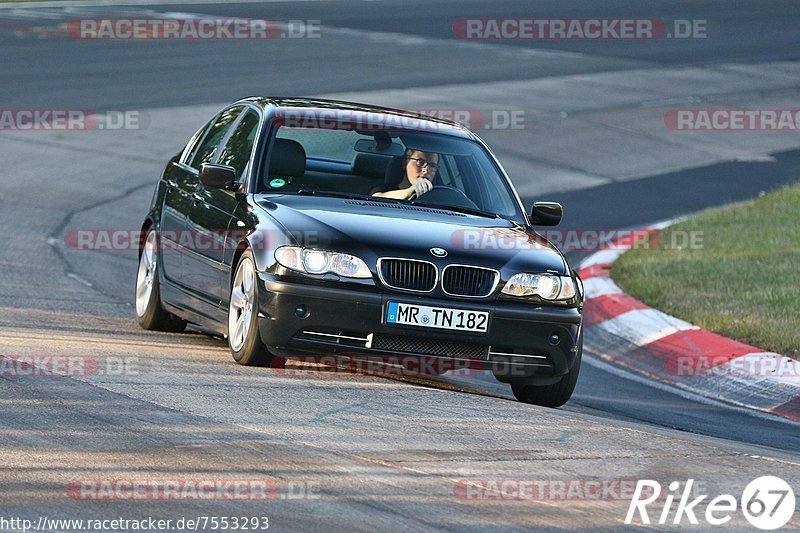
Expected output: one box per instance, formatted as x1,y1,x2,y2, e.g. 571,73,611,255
135,97,584,407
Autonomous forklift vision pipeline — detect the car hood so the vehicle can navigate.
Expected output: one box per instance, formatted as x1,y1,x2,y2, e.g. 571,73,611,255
256,195,568,274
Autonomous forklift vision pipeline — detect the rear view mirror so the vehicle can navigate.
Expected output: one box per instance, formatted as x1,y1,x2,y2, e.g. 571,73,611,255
354,138,405,156
530,202,562,226
200,163,237,190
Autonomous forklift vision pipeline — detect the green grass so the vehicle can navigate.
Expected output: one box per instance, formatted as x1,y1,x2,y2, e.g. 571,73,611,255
612,182,800,357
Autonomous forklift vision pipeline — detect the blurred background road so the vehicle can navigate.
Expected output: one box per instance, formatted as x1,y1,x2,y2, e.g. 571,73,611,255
1,1,799,531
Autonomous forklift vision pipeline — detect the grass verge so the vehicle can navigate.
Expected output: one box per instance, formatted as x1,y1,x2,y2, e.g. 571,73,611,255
612,182,800,357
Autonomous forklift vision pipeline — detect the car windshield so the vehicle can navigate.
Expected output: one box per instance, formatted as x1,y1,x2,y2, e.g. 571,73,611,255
258,118,525,222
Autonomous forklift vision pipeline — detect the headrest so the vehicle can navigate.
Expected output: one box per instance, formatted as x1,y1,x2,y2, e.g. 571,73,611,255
268,138,306,178
352,153,392,179
383,155,406,187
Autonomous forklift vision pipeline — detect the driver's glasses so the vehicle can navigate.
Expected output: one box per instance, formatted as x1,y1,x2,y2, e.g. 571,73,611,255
408,157,439,173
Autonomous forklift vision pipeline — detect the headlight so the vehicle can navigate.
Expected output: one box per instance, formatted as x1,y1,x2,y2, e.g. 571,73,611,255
302,249,330,273
501,273,577,300
275,246,372,279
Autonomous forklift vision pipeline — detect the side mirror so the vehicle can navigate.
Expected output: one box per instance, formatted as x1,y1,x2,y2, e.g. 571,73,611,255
200,163,237,190
530,202,562,226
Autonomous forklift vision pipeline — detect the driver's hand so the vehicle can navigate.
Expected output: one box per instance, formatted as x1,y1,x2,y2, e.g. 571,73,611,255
411,178,433,198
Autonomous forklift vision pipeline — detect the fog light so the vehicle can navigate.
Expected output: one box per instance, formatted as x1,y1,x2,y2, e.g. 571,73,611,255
295,305,309,319
549,333,560,346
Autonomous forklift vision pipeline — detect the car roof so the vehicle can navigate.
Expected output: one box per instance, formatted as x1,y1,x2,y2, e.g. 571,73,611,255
236,96,477,140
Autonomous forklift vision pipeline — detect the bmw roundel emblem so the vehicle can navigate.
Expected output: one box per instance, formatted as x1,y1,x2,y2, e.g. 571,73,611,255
430,247,448,257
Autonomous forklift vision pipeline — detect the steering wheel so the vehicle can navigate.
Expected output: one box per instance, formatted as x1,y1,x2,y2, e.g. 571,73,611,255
410,185,481,210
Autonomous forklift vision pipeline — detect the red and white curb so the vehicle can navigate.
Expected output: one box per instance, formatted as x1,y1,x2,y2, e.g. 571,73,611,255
578,221,800,423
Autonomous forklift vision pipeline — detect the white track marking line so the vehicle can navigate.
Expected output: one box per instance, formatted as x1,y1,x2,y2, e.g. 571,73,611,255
583,350,800,429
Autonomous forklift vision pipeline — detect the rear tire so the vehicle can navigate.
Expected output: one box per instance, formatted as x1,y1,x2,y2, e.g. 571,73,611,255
135,229,187,332
511,335,582,408
228,250,274,366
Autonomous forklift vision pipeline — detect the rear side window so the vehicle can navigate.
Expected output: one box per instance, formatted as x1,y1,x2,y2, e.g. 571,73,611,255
216,109,260,180
189,106,243,169
276,127,370,162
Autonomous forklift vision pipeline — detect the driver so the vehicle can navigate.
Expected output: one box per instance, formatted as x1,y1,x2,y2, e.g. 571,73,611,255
373,149,439,200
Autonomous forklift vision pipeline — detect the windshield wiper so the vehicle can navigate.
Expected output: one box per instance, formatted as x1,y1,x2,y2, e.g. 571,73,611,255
412,201,500,218
297,189,356,199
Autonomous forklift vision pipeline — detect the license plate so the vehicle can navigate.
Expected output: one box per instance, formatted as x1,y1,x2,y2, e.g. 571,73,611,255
385,302,489,333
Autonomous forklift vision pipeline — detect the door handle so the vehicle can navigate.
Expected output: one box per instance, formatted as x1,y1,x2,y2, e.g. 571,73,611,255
192,192,205,203
166,180,178,188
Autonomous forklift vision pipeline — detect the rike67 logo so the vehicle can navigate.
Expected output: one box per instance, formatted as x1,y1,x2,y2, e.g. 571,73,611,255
625,476,795,530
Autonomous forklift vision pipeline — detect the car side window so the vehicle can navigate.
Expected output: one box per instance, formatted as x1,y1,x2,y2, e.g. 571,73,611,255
216,109,260,180
180,118,214,165
189,106,243,170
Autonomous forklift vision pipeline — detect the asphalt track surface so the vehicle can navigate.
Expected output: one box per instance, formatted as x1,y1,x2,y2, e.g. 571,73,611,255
1,1,800,531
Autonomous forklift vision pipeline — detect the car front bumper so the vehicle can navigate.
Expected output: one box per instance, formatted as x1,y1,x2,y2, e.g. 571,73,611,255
257,274,582,378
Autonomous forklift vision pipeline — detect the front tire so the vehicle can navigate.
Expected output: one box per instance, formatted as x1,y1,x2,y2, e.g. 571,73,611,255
228,250,274,366
135,229,187,332
511,336,582,408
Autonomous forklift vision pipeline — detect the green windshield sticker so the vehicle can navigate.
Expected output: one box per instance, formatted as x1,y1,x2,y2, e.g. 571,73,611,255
269,178,287,188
